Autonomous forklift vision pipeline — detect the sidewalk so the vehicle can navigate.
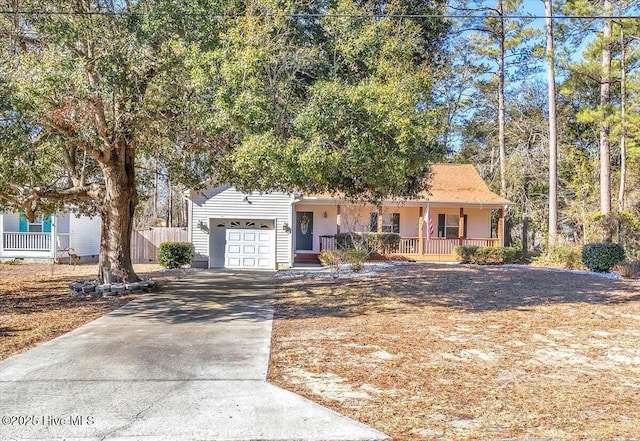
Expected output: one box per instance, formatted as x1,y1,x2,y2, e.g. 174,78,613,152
0,270,387,441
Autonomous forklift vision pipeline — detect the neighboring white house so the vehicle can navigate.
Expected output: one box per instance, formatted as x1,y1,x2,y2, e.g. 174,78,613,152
186,164,512,270
0,211,101,262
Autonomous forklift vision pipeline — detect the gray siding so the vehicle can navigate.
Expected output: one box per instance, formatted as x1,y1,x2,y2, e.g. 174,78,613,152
69,215,101,257
2,213,20,232
56,213,71,234
190,185,294,267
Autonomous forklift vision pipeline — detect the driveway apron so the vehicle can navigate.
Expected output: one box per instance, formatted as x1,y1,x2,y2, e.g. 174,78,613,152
0,270,387,441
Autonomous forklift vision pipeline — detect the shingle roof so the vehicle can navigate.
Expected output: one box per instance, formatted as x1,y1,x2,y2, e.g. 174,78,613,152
303,164,511,206
419,164,511,205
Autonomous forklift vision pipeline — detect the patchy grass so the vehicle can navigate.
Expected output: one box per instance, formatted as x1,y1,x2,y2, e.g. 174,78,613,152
268,263,640,440
0,262,198,361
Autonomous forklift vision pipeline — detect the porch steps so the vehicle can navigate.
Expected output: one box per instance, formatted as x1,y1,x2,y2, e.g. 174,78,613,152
294,253,321,265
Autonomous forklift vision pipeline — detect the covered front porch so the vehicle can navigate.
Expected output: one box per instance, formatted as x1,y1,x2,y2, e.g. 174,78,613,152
293,202,505,263
318,235,500,261
1,212,74,261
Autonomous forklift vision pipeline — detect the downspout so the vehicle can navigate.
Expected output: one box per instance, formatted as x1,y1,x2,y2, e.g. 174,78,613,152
50,214,57,261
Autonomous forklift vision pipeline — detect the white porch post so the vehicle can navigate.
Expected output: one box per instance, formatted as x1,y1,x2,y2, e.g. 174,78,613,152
497,208,504,247
458,207,465,246
418,206,424,255
50,215,57,260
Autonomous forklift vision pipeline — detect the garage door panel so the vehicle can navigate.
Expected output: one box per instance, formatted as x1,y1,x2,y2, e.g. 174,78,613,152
225,227,275,269
243,232,256,241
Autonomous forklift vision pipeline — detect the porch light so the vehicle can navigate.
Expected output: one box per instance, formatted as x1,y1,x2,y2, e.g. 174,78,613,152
323,211,328,218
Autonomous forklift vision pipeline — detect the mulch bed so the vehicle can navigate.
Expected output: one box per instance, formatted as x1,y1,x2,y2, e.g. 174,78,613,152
268,263,640,440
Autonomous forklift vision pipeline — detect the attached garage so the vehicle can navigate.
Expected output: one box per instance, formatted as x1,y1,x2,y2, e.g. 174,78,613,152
208,219,275,269
188,186,294,270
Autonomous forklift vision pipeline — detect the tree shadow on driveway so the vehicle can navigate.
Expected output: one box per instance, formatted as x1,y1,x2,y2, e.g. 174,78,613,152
109,270,275,324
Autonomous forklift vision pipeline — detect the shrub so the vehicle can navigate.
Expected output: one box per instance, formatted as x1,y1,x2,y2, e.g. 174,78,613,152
581,242,625,272
335,232,401,254
454,246,516,265
453,246,479,264
614,260,640,279
158,242,195,269
534,244,583,269
367,233,401,254
319,249,347,276
346,248,368,272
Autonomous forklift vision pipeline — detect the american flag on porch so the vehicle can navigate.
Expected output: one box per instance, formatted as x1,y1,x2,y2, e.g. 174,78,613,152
426,204,434,241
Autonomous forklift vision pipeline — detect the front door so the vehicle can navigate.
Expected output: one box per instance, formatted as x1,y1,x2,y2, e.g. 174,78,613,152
296,211,313,251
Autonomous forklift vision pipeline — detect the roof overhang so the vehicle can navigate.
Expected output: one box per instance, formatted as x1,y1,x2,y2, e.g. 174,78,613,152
295,196,511,208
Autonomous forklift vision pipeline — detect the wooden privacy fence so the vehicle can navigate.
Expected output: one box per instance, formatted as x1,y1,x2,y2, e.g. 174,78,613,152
131,227,188,263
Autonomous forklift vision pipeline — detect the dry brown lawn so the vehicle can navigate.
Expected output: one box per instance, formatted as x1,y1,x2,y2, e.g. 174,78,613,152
268,263,640,440
0,262,197,361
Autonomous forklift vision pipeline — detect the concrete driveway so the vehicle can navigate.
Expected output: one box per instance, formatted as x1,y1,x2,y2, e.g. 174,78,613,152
0,270,387,441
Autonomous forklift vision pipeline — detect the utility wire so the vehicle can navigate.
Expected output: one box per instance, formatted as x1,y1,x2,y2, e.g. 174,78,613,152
0,10,639,20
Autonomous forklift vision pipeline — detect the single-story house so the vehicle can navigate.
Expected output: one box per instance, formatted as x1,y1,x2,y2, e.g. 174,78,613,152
0,211,101,262
186,164,511,270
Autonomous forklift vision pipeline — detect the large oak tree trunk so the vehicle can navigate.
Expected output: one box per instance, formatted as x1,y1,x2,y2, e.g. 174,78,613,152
98,138,139,284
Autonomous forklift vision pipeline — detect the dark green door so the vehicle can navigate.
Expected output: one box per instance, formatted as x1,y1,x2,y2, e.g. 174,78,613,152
296,211,313,250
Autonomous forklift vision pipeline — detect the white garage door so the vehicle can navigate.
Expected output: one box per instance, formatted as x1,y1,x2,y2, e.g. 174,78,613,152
225,229,275,269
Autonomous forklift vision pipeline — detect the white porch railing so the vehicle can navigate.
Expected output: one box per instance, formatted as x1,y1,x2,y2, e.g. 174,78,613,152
2,232,71,252
57,233,70,251
398,237,420,254
317,235,499,256
422,237,499,255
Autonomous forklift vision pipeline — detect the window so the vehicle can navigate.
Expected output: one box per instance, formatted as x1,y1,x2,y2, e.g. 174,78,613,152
28,218,43,232
444,214,459,238
369,212,400,233
19,212,50,233
437,214,467,238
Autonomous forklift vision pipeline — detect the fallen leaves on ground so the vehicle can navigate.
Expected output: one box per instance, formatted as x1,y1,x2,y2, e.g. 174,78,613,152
0,263,195,361
268,263,640,440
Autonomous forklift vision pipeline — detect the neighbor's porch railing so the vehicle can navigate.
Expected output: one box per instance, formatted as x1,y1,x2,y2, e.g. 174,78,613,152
319,234,498,255
2,232,70,252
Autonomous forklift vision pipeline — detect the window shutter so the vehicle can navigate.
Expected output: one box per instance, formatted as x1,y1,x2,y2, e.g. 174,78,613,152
463,214,468,238
392,213,400,234
437,214,445,237
43,216,52,233
369,213,378,232
18,211,28,232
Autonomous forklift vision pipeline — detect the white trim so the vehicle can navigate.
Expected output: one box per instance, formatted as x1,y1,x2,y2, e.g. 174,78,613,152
50,215,57,259
296,198,510,208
